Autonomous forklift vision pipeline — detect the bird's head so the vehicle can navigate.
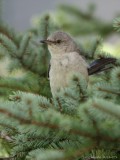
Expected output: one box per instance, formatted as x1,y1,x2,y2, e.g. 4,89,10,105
40,31,78,57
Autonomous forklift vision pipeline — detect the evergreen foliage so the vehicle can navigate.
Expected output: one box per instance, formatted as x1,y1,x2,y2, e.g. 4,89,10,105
55,4,113,37
0,4,120,160
0,14,54,98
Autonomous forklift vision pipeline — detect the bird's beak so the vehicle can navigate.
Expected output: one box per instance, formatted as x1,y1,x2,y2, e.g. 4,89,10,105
40,40,54,45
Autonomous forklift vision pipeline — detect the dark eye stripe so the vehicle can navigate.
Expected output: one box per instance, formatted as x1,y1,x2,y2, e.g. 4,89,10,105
56,40,61,43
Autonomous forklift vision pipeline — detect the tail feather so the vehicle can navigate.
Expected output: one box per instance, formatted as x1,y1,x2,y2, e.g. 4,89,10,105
88,57,116,75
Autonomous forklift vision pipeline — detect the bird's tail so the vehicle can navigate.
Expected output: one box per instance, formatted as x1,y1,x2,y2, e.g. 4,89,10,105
88,57,116,75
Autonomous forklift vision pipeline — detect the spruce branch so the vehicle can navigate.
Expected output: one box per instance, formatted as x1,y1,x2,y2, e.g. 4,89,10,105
84,109,101,146
18,33,32,58
0,108,119,143
0,132,13,142
9,91,51,109
16,55,41,75
58,4,113,36
0,123,17,132
0,9,120,160
97,87,120,95
26,144,96,160
113,17,120,32
59,4,94,20
92,100,120,120
0,32,43,75
89,37,102,59
0,77,40,95
55,97,63,112
64,143,97,160
0,33,17,56
0,156,16,160
71,74,88,102
38,14,50,76
0,23,19,47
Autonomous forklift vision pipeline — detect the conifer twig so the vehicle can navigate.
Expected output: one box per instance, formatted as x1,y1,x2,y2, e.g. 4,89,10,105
56,97,63,112
0,132,13,142
93,102,120,120
0,108,119,142
97,87,120,95
64,143,97,160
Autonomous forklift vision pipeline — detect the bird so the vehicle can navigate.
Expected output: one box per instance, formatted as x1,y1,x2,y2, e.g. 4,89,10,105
40,31,116,97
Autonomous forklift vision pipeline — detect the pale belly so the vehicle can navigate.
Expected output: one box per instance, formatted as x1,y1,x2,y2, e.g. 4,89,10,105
49,63,88,96
50,66,69,94
49,52,88,96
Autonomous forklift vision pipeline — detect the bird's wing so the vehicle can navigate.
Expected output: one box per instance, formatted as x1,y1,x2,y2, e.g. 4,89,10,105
47,63,51,80
88,57,116,75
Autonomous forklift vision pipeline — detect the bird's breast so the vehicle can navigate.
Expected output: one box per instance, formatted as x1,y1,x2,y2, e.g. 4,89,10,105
49,52,88,96
50,56,69,93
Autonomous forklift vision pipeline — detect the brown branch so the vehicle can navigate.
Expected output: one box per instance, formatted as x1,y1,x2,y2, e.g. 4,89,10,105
0,108,119,143
84,109,101,146
0,83,40,94
90,39,101,59
64,143,97,160
28,107,33,118
97,87,120,96
93,102,120,120
16,55,41,76
0,131,13,142
0,122,16,131
0,144,96,160
0,155,16,160
0,25,19,47
44,15,49,39
19,34,31,58
56,97,63,112
0,37,41,76
0,40,16,57
0,108,58,129
64,92,78,101
38,102,49,109
42,15,50,77
73,77,87,102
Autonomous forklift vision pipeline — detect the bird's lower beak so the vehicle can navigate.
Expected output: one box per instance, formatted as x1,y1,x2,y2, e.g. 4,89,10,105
40,40,53,45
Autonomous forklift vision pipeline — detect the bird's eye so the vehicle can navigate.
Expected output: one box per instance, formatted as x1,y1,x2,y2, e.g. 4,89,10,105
56,40,61,44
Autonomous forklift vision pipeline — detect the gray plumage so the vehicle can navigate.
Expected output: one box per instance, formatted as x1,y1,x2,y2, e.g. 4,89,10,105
40,31,116,97
45,31,88,96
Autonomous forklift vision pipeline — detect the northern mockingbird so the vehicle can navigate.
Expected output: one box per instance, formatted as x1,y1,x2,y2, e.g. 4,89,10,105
40,31,116,97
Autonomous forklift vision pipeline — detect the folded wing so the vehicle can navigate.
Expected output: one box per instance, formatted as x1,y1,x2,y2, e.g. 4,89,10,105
88,57,116,75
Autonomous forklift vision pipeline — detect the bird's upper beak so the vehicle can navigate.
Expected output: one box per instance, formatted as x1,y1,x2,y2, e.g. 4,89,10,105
40,39,54,45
